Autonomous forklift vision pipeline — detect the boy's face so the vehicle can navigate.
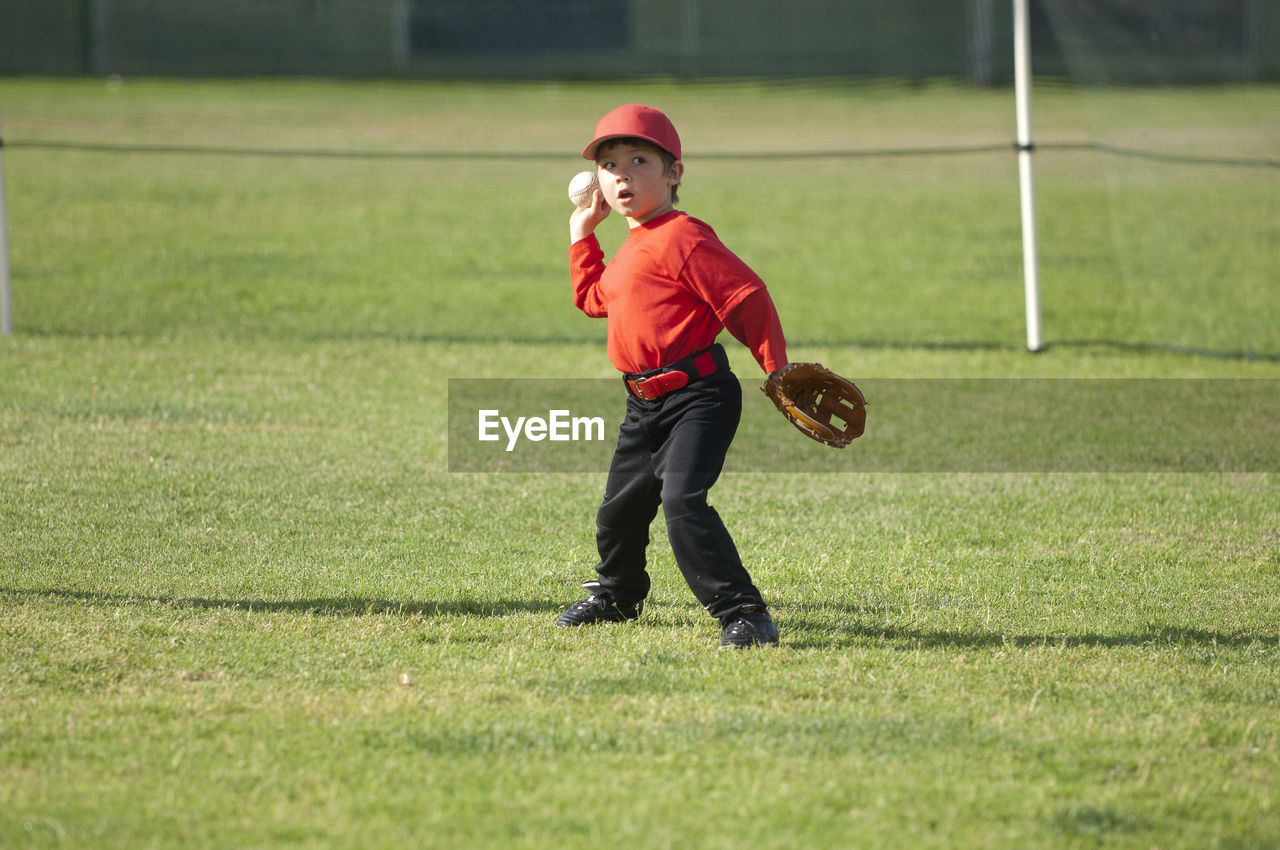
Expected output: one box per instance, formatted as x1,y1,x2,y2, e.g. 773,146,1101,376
595,141,683,227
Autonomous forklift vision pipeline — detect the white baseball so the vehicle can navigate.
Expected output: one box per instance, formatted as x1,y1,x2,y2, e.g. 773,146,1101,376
568,170,599,208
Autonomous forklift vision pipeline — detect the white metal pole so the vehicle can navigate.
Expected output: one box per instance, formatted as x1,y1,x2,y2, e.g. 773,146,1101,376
0,115,12,337
680,0,700,80
1013,0,1042,352
391,0,410,75
90,0,110,74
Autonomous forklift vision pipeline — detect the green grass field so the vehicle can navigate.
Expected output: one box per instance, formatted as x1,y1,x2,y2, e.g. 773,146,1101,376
1,77,1278,849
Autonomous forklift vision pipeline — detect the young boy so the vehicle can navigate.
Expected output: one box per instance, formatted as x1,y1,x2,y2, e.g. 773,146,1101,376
556,103,790,649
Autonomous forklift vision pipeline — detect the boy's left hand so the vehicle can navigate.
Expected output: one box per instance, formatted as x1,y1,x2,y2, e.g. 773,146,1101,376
762,362,867,448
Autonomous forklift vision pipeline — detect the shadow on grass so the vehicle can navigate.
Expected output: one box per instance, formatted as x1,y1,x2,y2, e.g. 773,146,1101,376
1043,339,1280,363
20,328,1280,363
783,618,1276,652
807,337,1280,362
1,586,562,618
7,587,1274,652
319,333,1280,362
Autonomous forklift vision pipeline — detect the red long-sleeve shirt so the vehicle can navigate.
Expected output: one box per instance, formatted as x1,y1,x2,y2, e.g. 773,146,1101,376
568,210,788,375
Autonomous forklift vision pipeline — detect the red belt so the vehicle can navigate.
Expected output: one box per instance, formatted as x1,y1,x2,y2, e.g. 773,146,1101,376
624,344,725,401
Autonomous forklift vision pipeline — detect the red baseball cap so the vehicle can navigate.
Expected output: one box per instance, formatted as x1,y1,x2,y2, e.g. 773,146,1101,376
581,104,682,161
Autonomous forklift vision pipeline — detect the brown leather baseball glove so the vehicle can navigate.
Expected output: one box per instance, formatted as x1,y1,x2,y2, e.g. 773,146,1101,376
762,362,867,448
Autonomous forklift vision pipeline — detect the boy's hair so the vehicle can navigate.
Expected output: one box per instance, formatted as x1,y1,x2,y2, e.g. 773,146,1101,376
596,136,681,205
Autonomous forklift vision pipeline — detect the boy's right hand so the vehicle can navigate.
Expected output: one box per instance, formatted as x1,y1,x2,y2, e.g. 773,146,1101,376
569,189,610,244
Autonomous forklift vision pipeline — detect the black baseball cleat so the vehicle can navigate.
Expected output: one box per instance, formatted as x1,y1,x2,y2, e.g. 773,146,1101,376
719,606,779,649
555,582,643,627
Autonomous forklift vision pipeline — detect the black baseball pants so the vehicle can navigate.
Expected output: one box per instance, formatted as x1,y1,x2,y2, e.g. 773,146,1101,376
591,369,766,623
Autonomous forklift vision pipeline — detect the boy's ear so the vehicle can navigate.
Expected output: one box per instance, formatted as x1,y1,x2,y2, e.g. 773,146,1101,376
667,160,684,185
